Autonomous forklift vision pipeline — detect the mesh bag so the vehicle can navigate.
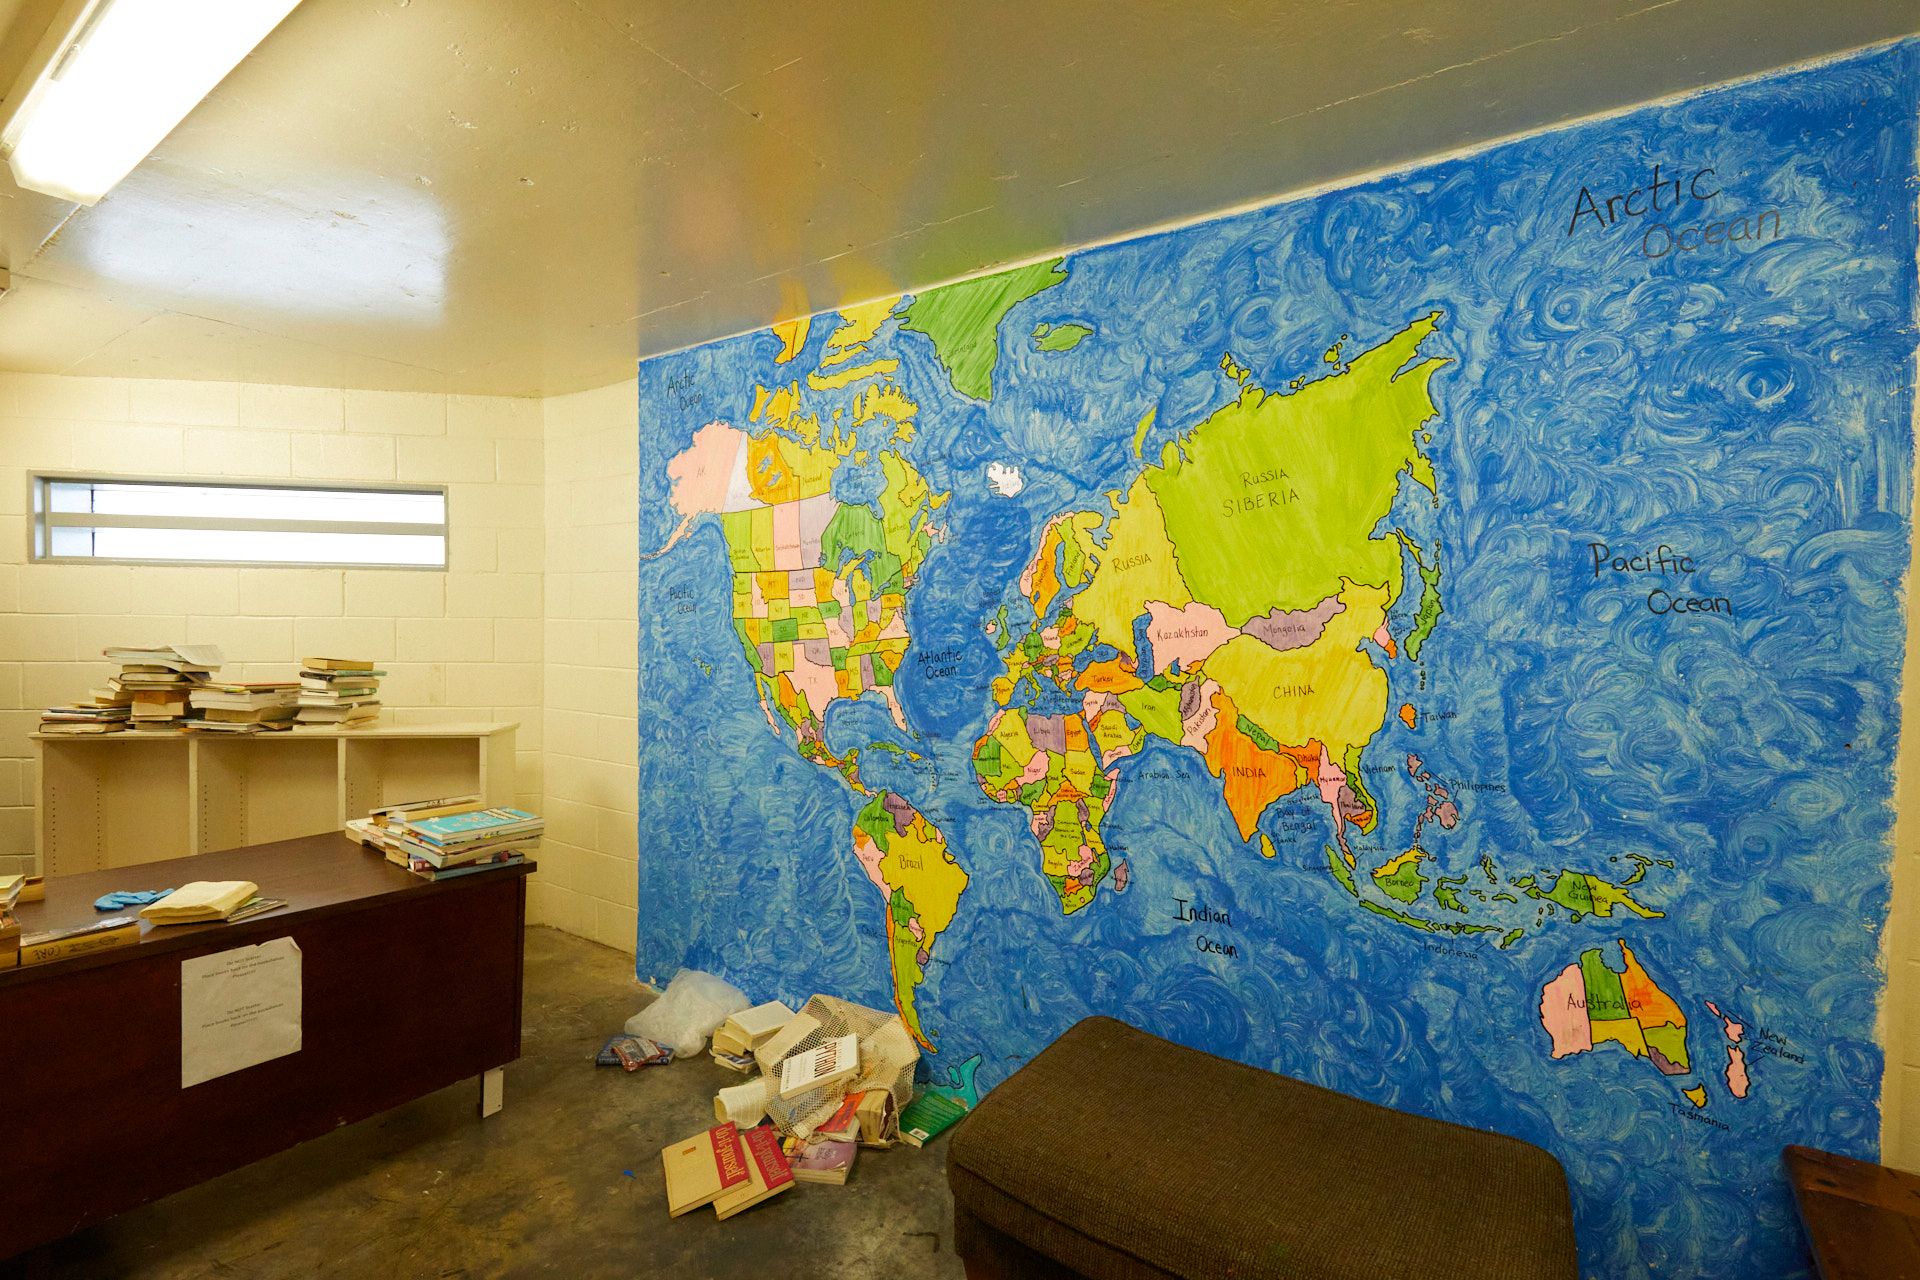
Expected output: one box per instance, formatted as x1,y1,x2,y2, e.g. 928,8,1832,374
762,993,919,1136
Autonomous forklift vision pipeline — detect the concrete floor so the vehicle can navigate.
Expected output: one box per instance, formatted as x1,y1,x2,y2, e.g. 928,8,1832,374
40,928,968,1280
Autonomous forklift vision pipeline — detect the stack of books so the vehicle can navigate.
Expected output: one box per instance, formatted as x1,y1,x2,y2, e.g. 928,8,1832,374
39,695,130,735
139,880,286,925
710,1000,796,1071
106,644,223,732
187,682,299,733
345,796,543,882
294,657,382,728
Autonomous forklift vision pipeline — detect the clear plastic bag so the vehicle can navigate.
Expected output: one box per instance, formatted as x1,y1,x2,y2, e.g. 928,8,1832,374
624,968,749,1058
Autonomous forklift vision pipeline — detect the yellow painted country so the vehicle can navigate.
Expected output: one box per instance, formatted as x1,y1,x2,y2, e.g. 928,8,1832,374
808,357,899,391
1075,473,1191,656
771,317,811,364
1203,579,1388,755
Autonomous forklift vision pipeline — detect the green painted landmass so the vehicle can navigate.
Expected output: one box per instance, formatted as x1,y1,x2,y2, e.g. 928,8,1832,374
1032,321,1094,352
1329,846,1499,939
1371,848,1428,904
902,260,1068,400
1399,531,1444,661
1144,312,1447,624
1131,408,1156,459
1513,864,1664,922
1118,681,1183,743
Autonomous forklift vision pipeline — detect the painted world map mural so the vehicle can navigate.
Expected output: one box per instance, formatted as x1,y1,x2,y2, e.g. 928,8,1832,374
635,42,1918,1278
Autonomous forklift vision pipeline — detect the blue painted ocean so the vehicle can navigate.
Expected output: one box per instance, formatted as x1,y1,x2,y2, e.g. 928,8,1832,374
635,42,1918,1279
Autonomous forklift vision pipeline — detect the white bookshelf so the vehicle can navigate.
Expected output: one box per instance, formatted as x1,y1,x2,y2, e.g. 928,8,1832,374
31,722,518,876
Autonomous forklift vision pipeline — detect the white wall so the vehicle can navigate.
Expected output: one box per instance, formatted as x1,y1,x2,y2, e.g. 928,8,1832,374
530,379,639,951
0,372,545,875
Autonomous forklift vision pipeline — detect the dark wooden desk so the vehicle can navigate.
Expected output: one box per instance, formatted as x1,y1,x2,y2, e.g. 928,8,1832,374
1786,1144,1920,1278
2,834,533,1255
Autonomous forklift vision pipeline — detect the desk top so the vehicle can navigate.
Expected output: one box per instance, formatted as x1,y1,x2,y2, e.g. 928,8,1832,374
3,834,534,988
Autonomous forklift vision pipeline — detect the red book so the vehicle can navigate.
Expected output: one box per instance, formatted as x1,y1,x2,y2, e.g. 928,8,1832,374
814,1090,864,1140
713,1124,795,1219
661,1121,750,1216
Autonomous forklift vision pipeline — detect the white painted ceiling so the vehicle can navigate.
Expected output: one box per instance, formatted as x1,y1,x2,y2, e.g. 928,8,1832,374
0,0,1913,396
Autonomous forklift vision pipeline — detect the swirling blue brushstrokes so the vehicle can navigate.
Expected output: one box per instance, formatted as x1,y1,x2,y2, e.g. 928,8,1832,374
634,43,1917,1279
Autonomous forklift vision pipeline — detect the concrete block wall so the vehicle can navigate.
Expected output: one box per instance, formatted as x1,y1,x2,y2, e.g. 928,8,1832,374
0,372,545,875
531,379,639,952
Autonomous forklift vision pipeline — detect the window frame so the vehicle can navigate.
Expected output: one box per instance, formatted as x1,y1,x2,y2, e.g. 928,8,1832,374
28,472,451,571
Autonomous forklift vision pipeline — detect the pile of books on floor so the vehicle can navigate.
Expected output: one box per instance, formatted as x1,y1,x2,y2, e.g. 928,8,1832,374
295,657,382,729
653,992,971,1219
187,682,299,733
40,644,224,735
345,795,542,881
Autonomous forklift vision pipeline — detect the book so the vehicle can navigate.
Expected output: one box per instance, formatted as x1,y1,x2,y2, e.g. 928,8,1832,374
19,876,44,904
661,1122,751,1217
897,1091,969,1148
198,705,299,723
712,1000,796,1055
301,656,377,672
398,807,544,846
811,1091,864,1142
292,703,381,722
711,1125,794,1220
856,1088,896,1147
710,1049,757,1073
20,915,141,964
778,1033,859,1099
399,836,534,868
612,1035,673,1071
189,684,298,709
754,1012,822,1073
225,896,290,923
404,852,524,881
785,1137,856,1186
140,881,258,924
39,722,126,735
103,644,223,670
370,795,483,822
0,874,21,909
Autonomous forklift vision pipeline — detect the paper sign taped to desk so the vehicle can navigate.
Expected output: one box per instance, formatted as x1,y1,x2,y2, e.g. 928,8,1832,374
180,936,302,1088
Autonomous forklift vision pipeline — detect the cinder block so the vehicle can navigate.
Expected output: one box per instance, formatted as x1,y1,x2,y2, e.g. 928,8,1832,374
345,570,444,619
396,617,493,662
238,569,342,616
240,383,344,433
184,428,292,477
346,390,447,437
130,379,241,427
291,433,396,481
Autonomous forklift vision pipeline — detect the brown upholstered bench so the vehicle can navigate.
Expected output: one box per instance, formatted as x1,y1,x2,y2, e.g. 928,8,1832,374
947,1016,1577,1279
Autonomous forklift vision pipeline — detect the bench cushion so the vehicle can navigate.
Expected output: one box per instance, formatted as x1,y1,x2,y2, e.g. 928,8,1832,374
947,1016,1577,1280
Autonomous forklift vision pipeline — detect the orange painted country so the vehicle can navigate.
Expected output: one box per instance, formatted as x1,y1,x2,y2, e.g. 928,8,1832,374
1203,695,1301,839
1618,942,1686,1028
1079,656,1144,693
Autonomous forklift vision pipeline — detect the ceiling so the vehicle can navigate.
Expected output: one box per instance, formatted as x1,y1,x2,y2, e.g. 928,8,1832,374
0,0,1912,397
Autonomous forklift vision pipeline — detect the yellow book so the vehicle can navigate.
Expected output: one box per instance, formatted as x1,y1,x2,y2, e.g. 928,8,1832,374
20,916,140,964
140,881,258,925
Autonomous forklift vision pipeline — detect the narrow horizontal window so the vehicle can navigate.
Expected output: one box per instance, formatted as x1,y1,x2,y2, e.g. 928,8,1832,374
31,476,448,569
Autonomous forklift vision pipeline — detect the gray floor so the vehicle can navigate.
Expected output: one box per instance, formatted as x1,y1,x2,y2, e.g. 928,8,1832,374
43,928,967,1280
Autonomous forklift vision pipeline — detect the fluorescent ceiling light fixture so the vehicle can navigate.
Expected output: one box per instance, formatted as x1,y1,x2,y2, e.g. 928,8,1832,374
1,0,304,204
